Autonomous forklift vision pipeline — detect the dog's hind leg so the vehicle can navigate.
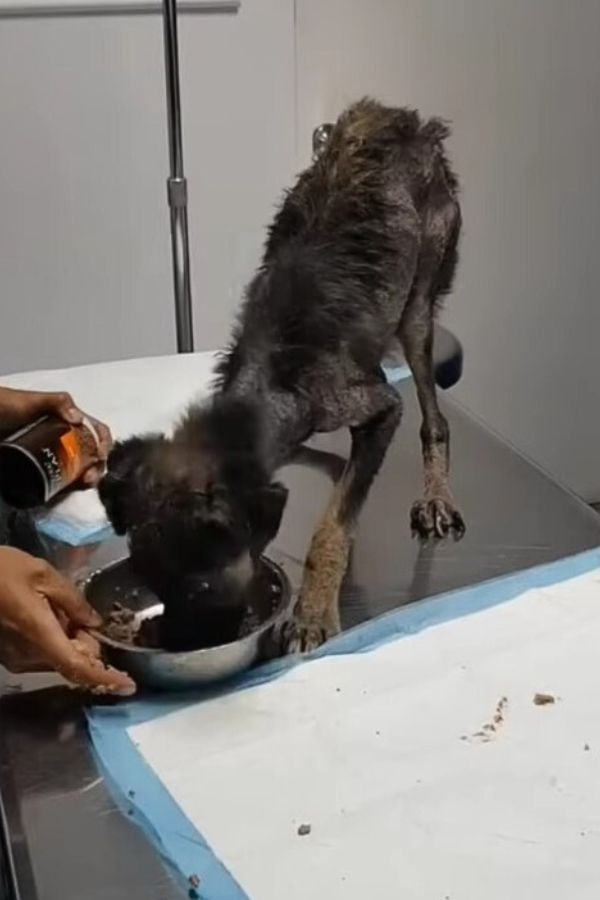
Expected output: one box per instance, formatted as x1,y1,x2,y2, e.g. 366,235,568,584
399,200,465,540
283,382,402,654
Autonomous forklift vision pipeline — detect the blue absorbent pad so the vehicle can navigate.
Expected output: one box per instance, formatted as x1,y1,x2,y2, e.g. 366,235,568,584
86,546,600,898
35,517,113,547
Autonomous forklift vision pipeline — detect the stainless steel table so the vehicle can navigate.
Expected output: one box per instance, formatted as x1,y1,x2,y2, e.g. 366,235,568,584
2,388,600,900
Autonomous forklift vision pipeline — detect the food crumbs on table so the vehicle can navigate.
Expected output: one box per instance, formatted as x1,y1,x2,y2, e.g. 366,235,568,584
533,693,555,706
467,696,508,743
189,874,201,889
297,824,312,836
128,789,135,799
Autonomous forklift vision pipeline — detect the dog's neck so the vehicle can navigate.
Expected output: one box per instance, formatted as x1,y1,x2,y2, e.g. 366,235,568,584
216,366,312,475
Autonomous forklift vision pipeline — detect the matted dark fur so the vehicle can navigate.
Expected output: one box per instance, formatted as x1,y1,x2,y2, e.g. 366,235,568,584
100,98,465,653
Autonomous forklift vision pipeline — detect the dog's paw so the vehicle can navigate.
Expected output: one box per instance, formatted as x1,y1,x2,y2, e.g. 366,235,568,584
279,617,339,655
411,497,465,541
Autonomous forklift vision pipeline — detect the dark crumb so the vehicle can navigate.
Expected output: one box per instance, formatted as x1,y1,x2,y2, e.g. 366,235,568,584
533,693,556,706
496,696,508,720
128,789,136,799
127,808,133,816
188,891,199,900
188,874,201,889
375,730,380,736
297,824,312,837
335,688,341,693
584,744,590,752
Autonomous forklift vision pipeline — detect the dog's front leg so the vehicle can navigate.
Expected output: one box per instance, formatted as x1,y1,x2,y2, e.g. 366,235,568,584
284,385,402,654
285,499,349,653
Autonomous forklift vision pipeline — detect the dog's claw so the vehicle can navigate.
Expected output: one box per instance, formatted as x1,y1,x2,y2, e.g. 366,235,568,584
411,498,465,541
279,618,338,655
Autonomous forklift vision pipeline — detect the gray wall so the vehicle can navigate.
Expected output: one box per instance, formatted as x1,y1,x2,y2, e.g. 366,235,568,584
0,0,295,371
296,0,600,499
2,0,600,500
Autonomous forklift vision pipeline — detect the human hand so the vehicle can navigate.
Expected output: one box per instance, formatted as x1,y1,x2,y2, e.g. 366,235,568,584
0,387,112,487
0,547,135,695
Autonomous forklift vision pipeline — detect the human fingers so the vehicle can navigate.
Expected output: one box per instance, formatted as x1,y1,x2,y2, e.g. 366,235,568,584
37,562,101,629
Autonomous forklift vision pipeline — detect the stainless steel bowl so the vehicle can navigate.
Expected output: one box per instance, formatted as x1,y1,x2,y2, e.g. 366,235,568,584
84,556,292,691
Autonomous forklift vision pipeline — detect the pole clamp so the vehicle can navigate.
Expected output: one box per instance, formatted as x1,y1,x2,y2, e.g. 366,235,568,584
167,177,188,208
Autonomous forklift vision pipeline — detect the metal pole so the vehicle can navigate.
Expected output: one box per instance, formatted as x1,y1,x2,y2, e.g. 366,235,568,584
162,0,194,352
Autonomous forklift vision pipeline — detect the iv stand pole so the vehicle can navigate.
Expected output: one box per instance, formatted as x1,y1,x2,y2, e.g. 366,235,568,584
162,0,194,352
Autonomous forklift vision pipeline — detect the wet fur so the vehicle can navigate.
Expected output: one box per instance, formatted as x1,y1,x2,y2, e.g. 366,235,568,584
100,98,464,652
217,103,458,404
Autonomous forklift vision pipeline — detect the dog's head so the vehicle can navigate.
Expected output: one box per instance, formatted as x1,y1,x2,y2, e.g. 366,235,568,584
98,404,287,649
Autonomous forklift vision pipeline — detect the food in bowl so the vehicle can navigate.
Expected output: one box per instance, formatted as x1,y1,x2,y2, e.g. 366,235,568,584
97,557,284,651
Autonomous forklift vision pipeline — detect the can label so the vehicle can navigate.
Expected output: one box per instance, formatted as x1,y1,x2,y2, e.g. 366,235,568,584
0,416,100,505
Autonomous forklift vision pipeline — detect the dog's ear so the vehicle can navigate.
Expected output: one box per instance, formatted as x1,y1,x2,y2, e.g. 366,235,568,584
246,481,288,556
99,435,160,535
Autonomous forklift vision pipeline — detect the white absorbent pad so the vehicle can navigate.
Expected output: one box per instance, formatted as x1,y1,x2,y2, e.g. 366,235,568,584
87,553,600,900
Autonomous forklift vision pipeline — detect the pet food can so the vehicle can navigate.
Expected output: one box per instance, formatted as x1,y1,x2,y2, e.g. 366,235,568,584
0,416,101,509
